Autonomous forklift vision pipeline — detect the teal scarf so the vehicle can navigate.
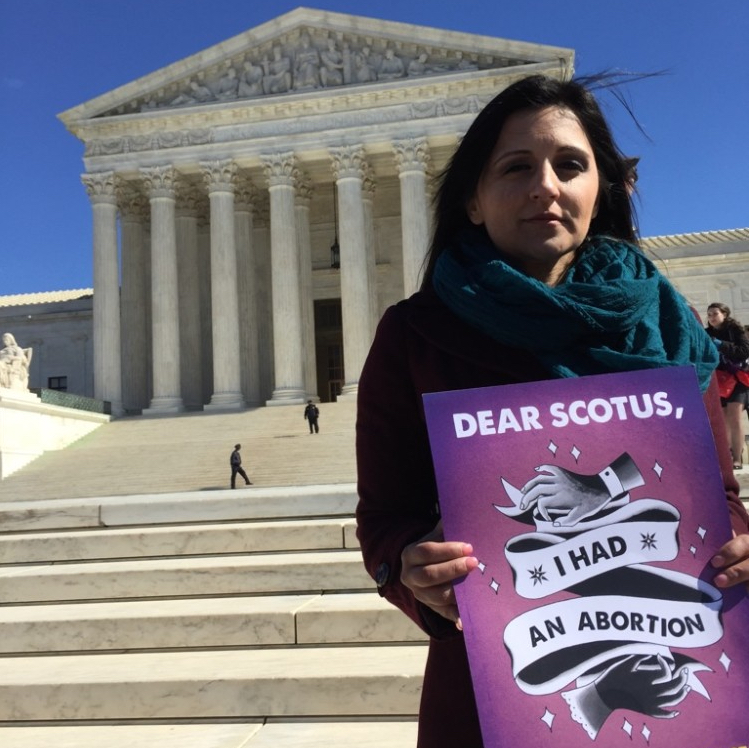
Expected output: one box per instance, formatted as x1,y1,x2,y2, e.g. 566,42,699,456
432,230,718,391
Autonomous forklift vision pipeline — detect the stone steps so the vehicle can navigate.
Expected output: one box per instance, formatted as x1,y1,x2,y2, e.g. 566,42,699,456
0,593,425,654
0,517,358,563
0,549,375,604
0,405,431,746
0,483,358,532
0,401,357,501
0,721,419,748
0,646,427,721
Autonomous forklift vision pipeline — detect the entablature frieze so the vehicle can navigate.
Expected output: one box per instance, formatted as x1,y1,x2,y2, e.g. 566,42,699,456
76,63,558,160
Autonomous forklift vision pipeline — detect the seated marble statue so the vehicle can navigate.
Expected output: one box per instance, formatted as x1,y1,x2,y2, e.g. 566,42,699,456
294,34,321,90
354,46,378,83
407,52,429,76
171,80,214,106
238,60,264,97
216,67,239,100
262,46,292,95
378,48,405,80
0,333,32,392
320,39,344,87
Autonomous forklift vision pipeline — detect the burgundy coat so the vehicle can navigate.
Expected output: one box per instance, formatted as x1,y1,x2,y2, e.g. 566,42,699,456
355,289,749,748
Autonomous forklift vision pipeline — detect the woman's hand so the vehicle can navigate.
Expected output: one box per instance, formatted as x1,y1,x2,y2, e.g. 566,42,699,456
400,520,478,629
711,532,749,590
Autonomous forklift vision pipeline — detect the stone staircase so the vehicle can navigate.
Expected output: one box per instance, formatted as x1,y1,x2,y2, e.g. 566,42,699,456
0,403,427,747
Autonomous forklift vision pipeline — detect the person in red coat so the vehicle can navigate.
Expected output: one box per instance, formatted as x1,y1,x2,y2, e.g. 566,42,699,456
356,74,749,748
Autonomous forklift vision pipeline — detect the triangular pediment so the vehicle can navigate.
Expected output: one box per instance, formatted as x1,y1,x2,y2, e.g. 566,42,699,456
59,7,573,122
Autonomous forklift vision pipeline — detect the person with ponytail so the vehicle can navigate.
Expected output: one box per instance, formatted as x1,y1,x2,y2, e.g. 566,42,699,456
706,301,749,469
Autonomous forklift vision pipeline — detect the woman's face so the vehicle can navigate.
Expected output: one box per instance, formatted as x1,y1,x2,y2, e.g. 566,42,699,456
467,105,601,285
707,307,726,328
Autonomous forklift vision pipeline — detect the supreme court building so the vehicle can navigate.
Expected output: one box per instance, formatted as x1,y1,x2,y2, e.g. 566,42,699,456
45,8,748,416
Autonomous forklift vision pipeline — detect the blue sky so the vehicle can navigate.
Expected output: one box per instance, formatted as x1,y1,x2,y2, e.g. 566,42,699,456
1,0,747,295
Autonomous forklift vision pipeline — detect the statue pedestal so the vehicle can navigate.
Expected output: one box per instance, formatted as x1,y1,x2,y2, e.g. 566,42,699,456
0,388,110,479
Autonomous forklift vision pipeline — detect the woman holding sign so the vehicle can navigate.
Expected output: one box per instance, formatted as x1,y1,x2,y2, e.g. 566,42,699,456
355,74,749,746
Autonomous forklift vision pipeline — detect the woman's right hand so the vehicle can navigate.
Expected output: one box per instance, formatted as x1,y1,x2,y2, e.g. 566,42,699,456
400,520,478,629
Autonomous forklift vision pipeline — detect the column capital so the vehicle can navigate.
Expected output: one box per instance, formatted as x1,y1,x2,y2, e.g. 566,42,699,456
393,137,430,174
141,165,177,199
234,178,259,211
201,159,238,194
261,152,298,188
330,145,367,181
253,200,270,228
82,171,117,205
295,172,314,205
175,181,205,217
362,165,377,201
116,182,149,221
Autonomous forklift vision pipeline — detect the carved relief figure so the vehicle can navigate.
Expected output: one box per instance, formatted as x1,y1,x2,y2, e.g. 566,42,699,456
170,79,213,107
320,38,344,87
378,47,405,80
189,80,214,103
216,67,239,100
408,52,450,77
454,50,478,71
238,60,264,98
0,333,32,391
294,34,321,90
408,52,429,76
262,46,292,95
354,45,378,83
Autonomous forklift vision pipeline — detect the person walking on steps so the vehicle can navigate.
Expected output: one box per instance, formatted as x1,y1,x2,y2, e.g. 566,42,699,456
304,400,320,433
230,443,252,488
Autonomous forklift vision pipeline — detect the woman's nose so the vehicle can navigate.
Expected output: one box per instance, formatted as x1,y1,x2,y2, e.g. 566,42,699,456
530,163,560,200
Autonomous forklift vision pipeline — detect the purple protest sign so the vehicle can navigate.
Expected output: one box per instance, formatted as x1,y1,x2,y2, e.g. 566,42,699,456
423,366,749,747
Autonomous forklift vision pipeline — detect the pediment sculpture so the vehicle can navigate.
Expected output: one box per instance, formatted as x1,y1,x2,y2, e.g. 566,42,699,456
0,332,32,392
139,34,494,113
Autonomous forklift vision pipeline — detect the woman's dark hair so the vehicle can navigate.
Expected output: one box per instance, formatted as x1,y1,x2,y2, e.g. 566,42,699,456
707,302,734,324
421,74,638,288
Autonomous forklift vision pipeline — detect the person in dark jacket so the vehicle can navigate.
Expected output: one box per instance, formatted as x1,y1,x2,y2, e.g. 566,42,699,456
356,74,749,748
706,302,749,469
229,443,252,488
304,400,320,433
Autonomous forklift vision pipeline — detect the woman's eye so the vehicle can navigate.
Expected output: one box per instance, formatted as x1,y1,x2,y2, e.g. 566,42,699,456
502,162,530,175
557,159,587,173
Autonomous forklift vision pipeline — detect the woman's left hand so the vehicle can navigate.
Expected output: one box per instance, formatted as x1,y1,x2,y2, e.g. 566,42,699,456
711,532,749,590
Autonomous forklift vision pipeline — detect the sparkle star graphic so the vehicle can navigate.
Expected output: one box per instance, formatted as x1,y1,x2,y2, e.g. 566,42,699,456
640,532,657,550
529,566,547,585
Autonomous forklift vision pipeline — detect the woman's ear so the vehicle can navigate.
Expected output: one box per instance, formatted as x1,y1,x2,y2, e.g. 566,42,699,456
466,196,483,225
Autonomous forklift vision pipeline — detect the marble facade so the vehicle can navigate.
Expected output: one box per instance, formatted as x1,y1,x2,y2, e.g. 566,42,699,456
58,9,574,415
45,9,749,416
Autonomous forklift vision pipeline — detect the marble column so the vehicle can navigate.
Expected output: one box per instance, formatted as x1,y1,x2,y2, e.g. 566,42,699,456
261,152,305,404
202,160,244,410
295,175,318,400
197,216,213,405
81,171,123,415
253,203,274,402
176,182,203,410
362,171,379,337
235,178,261,406
394,138,431,297
141,165,184,413
330,145,373,397
117,184,150,413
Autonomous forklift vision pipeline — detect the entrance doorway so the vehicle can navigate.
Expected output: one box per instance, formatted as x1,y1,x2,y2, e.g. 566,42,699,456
314,299,344,402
